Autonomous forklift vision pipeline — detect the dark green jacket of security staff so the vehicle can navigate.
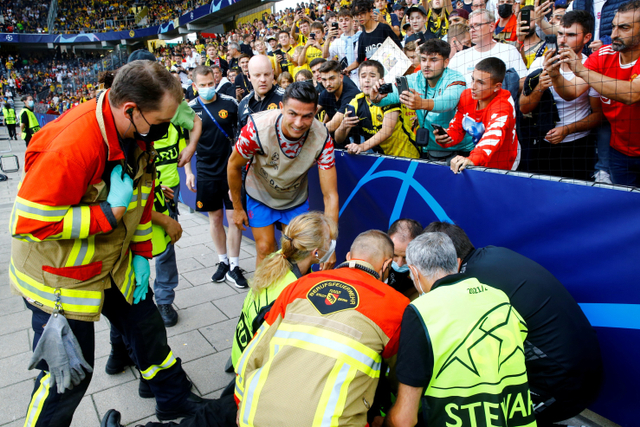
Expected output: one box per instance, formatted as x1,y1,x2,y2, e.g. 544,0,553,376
412,275,537,427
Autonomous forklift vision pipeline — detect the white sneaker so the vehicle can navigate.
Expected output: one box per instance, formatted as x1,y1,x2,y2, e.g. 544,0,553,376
593,170,612,184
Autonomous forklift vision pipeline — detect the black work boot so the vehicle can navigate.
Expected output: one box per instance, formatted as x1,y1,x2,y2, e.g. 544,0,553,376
158,304,178,328
105,343,135,375
101,409,125,427
155,392,213,421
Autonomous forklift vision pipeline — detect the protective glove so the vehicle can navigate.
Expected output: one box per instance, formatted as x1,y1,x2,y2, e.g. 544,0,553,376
28,314,92,394
106,164,134,209
132,255,150,304
62,326,93,386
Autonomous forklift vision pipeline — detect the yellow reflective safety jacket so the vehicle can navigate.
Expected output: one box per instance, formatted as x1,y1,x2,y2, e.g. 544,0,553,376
412,276,537,427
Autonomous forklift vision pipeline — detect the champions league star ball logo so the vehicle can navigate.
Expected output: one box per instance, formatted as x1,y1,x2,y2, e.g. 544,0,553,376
6,35,13,41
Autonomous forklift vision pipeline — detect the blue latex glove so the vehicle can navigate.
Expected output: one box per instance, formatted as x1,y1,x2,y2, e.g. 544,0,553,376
132,255,150,304
462,115,486,145
107,164,134,209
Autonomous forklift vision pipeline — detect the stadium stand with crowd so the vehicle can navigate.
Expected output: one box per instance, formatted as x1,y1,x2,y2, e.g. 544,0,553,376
2,0,638,424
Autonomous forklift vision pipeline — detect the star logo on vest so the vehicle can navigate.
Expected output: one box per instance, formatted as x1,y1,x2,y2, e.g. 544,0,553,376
219,109,228,119
307,280,359,315
267,103,278,110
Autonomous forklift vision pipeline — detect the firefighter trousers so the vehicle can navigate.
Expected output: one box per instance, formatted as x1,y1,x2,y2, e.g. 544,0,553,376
23,283,191,427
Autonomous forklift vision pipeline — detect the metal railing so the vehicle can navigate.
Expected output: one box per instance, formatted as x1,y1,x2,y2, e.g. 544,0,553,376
47,0,59,34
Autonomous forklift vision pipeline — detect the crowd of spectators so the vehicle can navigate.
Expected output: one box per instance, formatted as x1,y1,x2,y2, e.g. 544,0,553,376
0,51,107,115
4,0,639,186
0,0,50,34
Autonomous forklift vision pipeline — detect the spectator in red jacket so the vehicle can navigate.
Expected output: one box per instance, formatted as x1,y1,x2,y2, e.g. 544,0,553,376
435,57,519,173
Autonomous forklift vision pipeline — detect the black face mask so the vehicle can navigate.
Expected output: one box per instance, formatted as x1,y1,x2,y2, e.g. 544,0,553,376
462,44,471,50
135,122,171,143
128,109,171,144
497,3,513,18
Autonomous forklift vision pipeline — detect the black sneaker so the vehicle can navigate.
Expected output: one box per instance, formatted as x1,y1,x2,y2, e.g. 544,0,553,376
158,304,178,328
226,266,249,289
211,262,230,282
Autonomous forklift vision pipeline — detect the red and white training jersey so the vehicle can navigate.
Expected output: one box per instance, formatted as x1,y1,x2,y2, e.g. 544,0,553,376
445,89,519,170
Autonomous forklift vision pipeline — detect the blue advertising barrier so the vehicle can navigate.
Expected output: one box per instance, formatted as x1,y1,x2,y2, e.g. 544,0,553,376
180,151,640,426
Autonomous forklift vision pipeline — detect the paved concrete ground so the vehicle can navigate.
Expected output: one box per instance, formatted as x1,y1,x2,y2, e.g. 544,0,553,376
0,125,617,427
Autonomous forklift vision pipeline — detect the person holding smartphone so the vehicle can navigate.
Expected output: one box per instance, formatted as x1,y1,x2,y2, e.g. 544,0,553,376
327,9,362,87
435,58,520,173
335,60,419,158
372,39,471,162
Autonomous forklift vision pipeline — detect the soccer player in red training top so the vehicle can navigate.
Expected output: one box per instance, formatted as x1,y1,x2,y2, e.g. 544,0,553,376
435,57,519,174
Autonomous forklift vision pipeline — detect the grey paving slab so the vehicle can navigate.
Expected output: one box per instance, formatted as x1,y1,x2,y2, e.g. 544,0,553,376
0,351,38,388
92,380,156,425
70,395,100,427
199,318,238,352
173,282,237,310
1,417,26,427
0,307,32,337
175,232,215,248
165,302,227,338
212,292,247,320
181,267,216,287
175,256,206,274
94,328,113,360
86,356,137,395
182,349,235,396
0,380,33,426
0,294,27,315
0,329,30,359
167,330,216,363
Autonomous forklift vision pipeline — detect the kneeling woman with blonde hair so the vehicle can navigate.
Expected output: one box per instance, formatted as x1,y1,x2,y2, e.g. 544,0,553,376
230,211,338,369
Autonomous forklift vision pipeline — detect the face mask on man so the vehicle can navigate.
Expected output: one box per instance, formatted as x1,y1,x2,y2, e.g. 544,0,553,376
497,3,513,19
198,86,217,101
128,108,170,143
391,261,410,273
27,100,35,108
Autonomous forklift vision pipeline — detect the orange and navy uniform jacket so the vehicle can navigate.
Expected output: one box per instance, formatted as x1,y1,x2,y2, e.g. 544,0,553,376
13,94,153,258
444,89,519,170
234,265,410,427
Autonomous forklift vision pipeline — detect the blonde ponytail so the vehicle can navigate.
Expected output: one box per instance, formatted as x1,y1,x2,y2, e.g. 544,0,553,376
250,211,338,296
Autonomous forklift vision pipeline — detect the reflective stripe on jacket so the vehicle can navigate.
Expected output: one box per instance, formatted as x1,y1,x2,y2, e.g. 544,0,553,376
10,92,155,321
235,266,410,427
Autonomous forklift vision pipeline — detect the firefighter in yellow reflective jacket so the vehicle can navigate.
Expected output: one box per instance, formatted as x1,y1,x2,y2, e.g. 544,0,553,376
235,230,410,427
10,61,211,427
385,232,536,427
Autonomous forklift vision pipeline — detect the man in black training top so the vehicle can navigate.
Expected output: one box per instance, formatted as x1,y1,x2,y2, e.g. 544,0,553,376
187,65,248,289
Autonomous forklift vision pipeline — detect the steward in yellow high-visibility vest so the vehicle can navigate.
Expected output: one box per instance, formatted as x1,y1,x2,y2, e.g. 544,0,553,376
20,96,40,145
3,102,17,140
386,232,536,427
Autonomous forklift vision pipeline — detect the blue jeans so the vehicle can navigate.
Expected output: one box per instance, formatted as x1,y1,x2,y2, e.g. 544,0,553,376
594,122,611,174
154,185,180,305
609,146,640,187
